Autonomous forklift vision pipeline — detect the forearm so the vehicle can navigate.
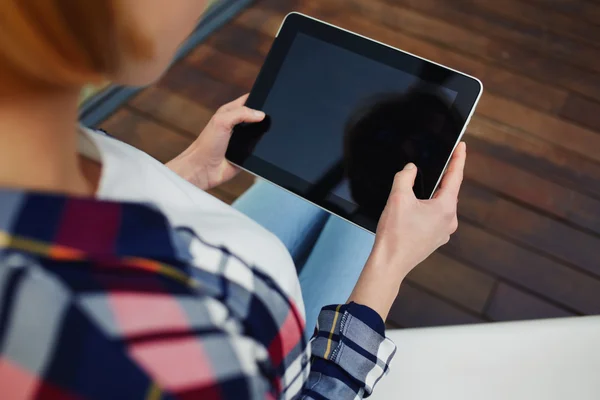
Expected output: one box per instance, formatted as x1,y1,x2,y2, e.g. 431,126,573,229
347,245,408,321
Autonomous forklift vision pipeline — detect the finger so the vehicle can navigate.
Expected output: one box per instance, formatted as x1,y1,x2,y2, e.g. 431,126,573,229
390,163,418,197
435,141,466,200
213,106,265,132
218,94,250,112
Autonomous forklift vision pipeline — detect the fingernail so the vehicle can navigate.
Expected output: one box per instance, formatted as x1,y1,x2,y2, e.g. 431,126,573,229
253,110,265,118
404,163,415,170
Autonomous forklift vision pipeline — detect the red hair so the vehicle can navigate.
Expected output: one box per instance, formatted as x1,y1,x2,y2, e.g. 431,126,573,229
0,0,151,88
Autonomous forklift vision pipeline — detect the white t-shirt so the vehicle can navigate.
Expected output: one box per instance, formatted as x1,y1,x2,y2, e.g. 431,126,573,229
79,127,305,318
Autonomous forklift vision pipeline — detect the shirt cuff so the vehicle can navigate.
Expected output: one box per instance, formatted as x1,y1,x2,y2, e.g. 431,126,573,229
310,302,397,395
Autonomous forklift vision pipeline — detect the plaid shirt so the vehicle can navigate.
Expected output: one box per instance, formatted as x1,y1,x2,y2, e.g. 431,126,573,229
0,188,396,399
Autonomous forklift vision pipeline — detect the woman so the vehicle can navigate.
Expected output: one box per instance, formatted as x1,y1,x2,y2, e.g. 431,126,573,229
0,1,465,399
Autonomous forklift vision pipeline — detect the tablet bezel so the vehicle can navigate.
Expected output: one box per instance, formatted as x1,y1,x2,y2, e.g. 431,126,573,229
226,12,483,234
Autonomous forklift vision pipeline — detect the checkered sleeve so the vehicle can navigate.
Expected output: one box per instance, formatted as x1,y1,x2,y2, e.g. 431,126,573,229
304,302,397,398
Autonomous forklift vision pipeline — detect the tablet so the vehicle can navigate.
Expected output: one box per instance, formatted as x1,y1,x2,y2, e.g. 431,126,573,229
226,12,483,233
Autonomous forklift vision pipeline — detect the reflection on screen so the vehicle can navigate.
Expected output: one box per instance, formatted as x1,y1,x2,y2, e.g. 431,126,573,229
238,33,462,225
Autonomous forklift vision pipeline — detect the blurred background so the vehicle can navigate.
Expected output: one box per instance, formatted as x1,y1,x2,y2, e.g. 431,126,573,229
82,0,600,329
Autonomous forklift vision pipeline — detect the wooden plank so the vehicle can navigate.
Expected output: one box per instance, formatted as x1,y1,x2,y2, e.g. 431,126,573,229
388,282,484,328
206,187,237,204
458,184,600,278
205,23,273,65
338,0,600,77
485,40,600,104
128,87,214,137
187,45,261,91
469,64,566,114
377,0,600,72
466,117,600,199
463,146,600,235
377,0,533,46
236,4,288,37
99,108,192,163
455,180,497,225
405,252,496,313
488,199,600,277
476,93,600,164
188,48,255,92
464,0,600,49
158,61,245,110
376,0,600,101
385,320,403,329
561,94,600,132
524,0,600,26
443,221,600,315
485,282,576,321
257,0,302,13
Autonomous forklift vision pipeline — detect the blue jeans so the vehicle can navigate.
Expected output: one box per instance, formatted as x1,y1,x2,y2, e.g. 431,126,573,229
233,180,375,338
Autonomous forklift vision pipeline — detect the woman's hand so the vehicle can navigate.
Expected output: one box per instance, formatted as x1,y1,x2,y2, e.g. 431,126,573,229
348,142,467,320
166,94,265,190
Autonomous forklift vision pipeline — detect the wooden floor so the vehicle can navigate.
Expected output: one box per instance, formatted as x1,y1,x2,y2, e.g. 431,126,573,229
99,0,600,328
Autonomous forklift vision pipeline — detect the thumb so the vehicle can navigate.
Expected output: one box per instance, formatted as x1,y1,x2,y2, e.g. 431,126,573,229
214,107,265,132
390,163,418,197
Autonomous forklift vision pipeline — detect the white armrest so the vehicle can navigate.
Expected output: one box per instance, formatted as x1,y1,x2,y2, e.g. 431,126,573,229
371,316,600,400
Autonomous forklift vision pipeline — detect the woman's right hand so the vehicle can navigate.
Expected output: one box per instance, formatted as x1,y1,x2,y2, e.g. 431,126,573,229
348,142,466,320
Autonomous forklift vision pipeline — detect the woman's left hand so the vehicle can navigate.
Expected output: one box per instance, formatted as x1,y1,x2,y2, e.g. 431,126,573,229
166,94,265,190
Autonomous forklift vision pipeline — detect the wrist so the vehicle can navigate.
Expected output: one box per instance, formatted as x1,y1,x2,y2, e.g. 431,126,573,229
166,153,209,190
367,242,412,283
347,249,408,321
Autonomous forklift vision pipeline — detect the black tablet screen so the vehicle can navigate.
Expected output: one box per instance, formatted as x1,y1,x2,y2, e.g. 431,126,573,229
227,15,481,233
